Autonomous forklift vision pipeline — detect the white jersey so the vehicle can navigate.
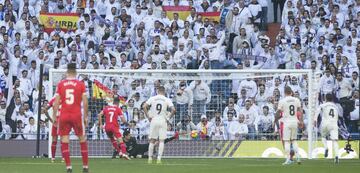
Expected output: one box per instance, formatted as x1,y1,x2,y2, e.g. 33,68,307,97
316,102,339,124
315,102,339,140
146,95,174,119
278,96,301,123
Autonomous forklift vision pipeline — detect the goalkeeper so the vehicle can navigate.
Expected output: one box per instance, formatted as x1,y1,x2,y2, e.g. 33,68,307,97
112,130,179,158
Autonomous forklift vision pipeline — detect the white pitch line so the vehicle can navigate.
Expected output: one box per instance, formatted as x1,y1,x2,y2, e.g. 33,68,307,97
0,162,210,167
0,162,63,165
154,163,210,166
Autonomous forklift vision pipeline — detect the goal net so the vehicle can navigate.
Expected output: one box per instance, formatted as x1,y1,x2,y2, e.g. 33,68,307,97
48,69,319,158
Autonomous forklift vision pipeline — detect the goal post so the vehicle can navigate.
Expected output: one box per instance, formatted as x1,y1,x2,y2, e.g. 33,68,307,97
48,69,319,159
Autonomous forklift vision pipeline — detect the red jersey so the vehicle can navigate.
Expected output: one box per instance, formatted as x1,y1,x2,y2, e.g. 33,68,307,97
103,105,123,128
56,78,86,116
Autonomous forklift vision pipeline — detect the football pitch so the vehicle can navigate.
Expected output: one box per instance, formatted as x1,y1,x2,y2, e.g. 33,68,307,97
0,158,359,173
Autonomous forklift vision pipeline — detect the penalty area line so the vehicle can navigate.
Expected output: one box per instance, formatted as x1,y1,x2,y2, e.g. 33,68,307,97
149,163,210,166
0,162,64,165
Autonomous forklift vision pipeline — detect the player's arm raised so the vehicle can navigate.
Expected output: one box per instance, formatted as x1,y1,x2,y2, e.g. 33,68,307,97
82,93,89,128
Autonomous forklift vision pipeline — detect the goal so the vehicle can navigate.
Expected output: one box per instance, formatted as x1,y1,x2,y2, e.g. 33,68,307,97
48,69,319,159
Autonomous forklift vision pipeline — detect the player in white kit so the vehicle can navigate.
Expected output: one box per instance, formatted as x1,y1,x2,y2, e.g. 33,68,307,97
275,86,303,165
314,93,340,164
143,86,176,164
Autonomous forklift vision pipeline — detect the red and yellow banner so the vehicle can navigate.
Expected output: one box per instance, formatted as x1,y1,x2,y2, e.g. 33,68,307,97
162,6,191,21
39,13,79,33
92,80,112,99
198,12,221,22
162,6,221,22
92,80,126,105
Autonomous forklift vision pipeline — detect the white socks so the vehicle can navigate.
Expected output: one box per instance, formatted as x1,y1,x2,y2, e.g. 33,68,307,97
148,143,155,159
158,141,164,160
292,141,299,158
333,140,339,158
322,138,328,150
284,141,291,160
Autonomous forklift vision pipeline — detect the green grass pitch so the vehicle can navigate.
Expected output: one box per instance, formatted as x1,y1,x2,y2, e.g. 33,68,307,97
0,158,359,173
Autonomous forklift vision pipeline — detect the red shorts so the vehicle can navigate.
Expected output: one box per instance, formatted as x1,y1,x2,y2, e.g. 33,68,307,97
105,125,122,139
58,114,84,136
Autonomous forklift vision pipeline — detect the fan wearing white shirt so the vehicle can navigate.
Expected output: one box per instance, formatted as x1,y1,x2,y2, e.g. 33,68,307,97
319,69,336,101
248,0,262,25
24,117,37,140
351,72,359,91
228,114,248,140
170,13,184,29
132,5,144,25
275,86,303,165
188,80,211,116
314,94,340,164
137,112,150,139
143,86,176,164
209,117,225,140
350,91,359,132
240,100,258,139
238,78,258,99
19,70,33,98
339,56,356,78
255,84,269,107
336,72,353,100
255,106,274,139
223,102,241,120
335,72,354,127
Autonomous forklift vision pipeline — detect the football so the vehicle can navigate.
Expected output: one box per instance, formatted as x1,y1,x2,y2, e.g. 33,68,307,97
191,130,198,139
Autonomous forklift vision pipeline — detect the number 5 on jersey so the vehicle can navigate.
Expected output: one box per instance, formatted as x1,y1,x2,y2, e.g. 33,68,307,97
65,89,74,104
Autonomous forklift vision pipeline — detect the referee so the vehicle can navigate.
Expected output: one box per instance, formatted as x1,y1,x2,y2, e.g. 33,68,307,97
112,130,178,158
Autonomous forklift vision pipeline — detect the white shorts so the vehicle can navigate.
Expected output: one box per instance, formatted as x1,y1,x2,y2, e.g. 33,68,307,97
321,122,338,140
149,117,167,140
283,122,298,141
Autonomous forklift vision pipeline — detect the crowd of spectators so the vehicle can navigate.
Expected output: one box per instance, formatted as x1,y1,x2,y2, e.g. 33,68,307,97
0,0,359,141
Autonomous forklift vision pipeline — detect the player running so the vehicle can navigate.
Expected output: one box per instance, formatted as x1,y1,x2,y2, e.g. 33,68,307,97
98,97,130,160
45,96,64,163
52,63,89,173
275,86,304,165
143,86,176,164
314,93,340,164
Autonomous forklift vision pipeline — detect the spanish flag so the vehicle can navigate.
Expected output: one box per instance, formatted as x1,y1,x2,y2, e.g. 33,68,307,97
92,80,126,105
162,6,191,21
39,13,79,33
197,12,221,22
92,80,112,99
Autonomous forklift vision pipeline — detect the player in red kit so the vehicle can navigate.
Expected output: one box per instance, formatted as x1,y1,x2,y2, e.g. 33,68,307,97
98,97,130,160
52,63,89,173
46,96,63,163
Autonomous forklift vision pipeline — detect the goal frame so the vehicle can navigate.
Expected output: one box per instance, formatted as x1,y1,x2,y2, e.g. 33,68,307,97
48,69,315,159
